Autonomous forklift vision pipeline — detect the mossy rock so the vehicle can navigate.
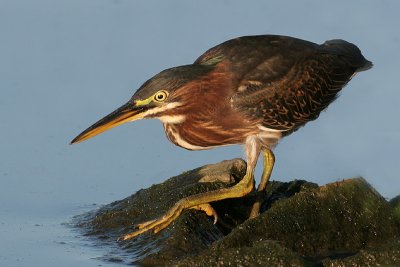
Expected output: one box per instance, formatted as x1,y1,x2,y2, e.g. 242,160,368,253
73,159,400,266
322,239,400,266
173,239,306,267
213,178,399,258
390,195,400,226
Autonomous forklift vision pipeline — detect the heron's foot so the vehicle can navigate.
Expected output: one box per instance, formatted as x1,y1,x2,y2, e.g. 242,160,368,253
191,203,218,224
135,219,157,230
119,171,255,241
134,203,218,231
119,199,219,241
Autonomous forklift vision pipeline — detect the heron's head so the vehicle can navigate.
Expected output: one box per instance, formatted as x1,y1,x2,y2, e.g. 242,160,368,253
71,64,213,144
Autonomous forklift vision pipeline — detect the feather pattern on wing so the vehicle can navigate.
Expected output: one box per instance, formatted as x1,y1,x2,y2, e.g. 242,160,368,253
195,35,371,134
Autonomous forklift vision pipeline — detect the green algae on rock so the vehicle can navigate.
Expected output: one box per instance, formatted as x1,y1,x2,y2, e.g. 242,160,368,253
73,159,400,266
213,178,399,258
390,195,400,227
322,239,400,267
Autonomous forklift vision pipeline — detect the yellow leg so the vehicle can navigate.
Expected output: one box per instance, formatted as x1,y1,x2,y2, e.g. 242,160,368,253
249,148,275,218
135,204,217,229
119,137,262,241
120,169,255,241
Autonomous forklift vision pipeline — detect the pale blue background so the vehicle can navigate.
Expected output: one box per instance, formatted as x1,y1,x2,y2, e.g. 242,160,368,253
1,1,399,266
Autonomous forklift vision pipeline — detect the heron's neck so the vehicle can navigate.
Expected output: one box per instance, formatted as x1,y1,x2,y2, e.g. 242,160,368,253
158,115,186,124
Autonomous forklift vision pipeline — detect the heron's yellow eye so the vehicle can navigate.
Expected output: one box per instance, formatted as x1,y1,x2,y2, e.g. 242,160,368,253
154,90,168,102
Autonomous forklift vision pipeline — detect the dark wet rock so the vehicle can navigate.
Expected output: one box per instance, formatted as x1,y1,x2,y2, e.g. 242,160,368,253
212,178,399,257
174,239,306,267
322,239,400,266
390,195,400,227
75,159,249,265
74,159,400,266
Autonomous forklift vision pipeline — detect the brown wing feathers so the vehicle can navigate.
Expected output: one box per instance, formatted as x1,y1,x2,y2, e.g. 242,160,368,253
209,36,372,133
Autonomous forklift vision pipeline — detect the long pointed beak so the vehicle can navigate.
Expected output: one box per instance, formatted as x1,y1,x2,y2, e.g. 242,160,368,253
71,102,147,144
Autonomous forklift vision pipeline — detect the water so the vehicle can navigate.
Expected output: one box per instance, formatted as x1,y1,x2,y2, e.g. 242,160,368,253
1,0,399,266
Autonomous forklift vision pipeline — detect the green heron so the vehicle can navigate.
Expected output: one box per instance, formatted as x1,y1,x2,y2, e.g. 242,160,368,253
71,35,372,240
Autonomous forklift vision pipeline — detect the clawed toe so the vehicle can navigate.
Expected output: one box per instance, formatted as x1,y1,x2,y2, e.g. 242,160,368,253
135,219,157,229
119,201,222,241
119,201,184,241
191,203,218,224
118,173,256,241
